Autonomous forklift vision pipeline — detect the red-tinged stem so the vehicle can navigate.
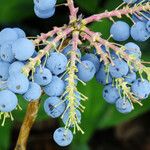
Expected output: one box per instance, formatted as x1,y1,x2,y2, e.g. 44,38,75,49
81,33,110,65
24,27,74,75
82,2,150,24
66,0,78,21
84,27,145,69
33,26,63,44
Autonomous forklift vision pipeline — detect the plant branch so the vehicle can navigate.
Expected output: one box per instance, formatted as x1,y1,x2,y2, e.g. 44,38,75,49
81,32,110,65
23,27,74,76
33,26,63,45
82,2,150,24
14,100,40,150
66,0,78,21
83,27,145,70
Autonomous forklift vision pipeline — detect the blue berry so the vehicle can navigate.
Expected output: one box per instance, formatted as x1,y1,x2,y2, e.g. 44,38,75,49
146,20,150,32
9,61,24,75
77,60,96,82
0,42,15,63
131,78,150,99
123,0,137,3
103,84,120,104
81,53,100,72
46,52,68,75
34,67,52,86
0,28,18,45
124,71,136,84
34,6,55,19
110,21,130,41
131,21,150,42
109,58,129,78
13,28,26,38
115,98,133,114
0,90,18,112
96,63,113,85
43,76,65,97
132,12,150,24
12,38,35,61
124,42,141,59
53,127,73,147
0,61,10,81
34,0,56,10
44,97,66,118
62,109,81,126
62,45,81,58
23,82,42,101
7,73,29,94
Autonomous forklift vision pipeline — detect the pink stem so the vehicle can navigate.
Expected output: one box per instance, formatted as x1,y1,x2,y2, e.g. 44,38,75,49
83,2,150,24
25,27,74,74
66,0,78,20
33,27,63,44
81,33,110,65
84,27,144,69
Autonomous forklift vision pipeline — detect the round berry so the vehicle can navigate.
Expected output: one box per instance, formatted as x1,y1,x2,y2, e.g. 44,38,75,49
81,53,100,72
34,67,52,86
103,84,120,104
0,90,18,112
115,98,133,114
12,38,35,61
53,127,73,147
46,52,68,75
131,78,150,99
124,42,141,59
44,97,66,118
34,6,55,19
110,21,130,41
13,28,26,38
124,71,136,84
43,76,65,97
23,82,42,101
7,73,29,94
34,0,56,10
0,28,18,45
0,42,15,63
0,61,10,81
131,21,150,42
77,60,96,82
9,61,24,75
109,58,129,78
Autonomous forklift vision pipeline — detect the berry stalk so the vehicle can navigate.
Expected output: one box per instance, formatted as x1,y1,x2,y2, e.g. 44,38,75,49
82,2,150,24
23,27,73,76
14,100,40,150
66,0,78,21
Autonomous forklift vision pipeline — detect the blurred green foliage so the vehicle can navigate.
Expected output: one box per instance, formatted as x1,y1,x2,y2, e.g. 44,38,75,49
0,0,150,150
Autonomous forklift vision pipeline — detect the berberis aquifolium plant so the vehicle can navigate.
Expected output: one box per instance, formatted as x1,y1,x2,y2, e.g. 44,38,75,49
0,0,150,149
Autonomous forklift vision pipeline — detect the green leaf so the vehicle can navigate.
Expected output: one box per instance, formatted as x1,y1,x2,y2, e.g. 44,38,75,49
0,0,33,24
75,0,101,14
0,123,12,150
13,95,49,122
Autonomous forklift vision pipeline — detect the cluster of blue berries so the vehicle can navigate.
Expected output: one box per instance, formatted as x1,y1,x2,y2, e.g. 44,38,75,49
111,0,150,42
33,0,56,19
1,0,150,148
0,27,42,114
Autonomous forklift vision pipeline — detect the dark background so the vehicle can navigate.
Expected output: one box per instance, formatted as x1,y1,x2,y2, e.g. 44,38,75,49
0,0,150,150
